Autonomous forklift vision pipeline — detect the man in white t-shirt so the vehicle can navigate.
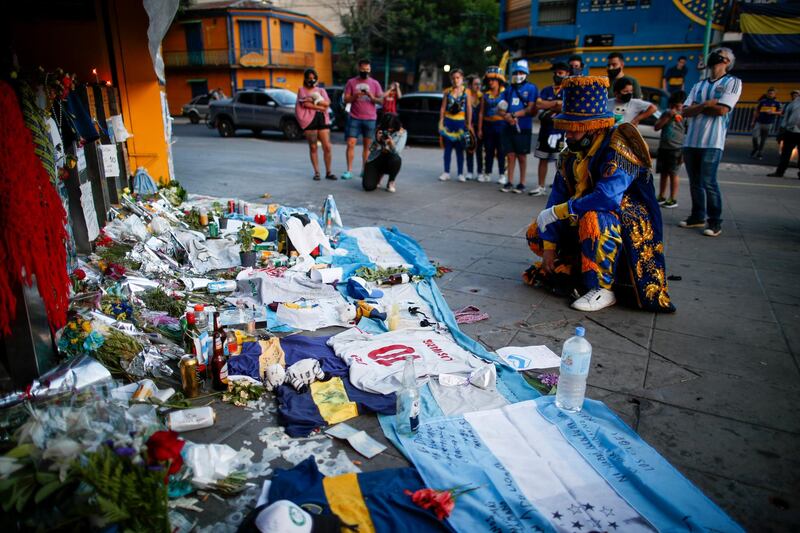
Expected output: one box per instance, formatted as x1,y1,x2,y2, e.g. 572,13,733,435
679,47,742,237
608,77,656,126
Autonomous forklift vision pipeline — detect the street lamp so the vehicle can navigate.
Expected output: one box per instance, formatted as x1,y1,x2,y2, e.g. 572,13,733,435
484,45,492,52
443,64,451,73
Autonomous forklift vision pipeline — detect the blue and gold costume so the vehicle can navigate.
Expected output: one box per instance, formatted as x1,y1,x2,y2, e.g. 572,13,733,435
524,77,674,313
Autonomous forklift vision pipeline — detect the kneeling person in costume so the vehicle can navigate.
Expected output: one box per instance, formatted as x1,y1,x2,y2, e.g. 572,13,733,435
524,76,675,313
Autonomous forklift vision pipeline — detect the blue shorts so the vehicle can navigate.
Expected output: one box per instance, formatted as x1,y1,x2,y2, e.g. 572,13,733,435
346,117,376,140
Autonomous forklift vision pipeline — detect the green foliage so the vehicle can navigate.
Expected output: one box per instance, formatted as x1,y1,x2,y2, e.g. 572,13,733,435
339,0,500,83
140,286,185,318
96,242,142,270
238,222,255,252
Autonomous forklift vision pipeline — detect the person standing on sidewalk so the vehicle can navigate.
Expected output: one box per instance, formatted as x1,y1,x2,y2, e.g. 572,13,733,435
679,47,742,237
480,66,507,184
530,62,569,197
750,87,781,160
768,89,800,179
438,69,472,182
606,52,641,99
608,77,656,127
499,60,538,194
295,69,336,181
654,90,687,208
465,75,484,181
343,59,383,180
382,82,402,115
568,55,584,77
663,56,688,95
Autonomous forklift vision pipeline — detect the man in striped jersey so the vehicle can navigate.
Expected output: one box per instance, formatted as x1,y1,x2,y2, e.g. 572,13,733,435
679,47,742,237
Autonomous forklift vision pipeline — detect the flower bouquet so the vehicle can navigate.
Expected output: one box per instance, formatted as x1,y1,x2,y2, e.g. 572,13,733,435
404,484,478,520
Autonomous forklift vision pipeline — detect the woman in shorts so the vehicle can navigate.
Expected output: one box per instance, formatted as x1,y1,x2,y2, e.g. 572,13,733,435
296,68,336,181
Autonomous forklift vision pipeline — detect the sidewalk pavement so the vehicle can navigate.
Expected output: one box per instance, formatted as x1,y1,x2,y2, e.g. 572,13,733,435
173,123,800,531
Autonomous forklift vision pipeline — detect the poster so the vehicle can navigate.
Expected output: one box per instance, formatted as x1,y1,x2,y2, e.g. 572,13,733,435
79,181,100,241
99,145,120,177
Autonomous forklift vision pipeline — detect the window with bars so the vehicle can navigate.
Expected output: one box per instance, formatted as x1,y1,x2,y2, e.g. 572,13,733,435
538,0,577,26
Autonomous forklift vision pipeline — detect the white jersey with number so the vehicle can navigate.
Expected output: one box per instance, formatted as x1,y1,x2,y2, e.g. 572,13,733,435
683,74,742,151
327,328,485,395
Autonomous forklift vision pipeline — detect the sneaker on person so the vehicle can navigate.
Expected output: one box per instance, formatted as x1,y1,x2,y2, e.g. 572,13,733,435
657,195,666,206
513,183,526,194
678,217,705,228
325,173,337,180
387,182,396,193
341,171,353,180
663,198,678,209
500,182,514,193
439,172,451,181
497,174,508,185
756,152,763,160
703,223,722,237
571,288,617,312
477,173,490,182
528,186,546,196
457,174,467,182
464,173,473,180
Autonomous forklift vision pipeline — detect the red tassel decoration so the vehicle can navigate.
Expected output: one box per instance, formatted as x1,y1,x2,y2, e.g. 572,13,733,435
0,80,70,335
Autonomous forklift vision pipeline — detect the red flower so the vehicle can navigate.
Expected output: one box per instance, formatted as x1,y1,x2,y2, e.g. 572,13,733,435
105,262,126,280
95,232,114,247
74,269,86,280
146,430,185,477
405,488,457,520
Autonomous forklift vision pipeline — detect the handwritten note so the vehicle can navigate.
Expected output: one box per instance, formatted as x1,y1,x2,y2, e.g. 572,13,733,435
79,181,100,241
99,145,119,177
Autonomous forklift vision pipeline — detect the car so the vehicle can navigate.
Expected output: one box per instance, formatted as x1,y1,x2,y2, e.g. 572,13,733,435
182,94,212,124
397,92,443,143
638,86,670,155
323,85,346,130
208,89,303,139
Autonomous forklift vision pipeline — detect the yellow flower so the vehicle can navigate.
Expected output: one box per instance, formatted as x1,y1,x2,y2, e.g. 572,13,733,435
70,338,78,344
69,323,77,331
82,321,92,332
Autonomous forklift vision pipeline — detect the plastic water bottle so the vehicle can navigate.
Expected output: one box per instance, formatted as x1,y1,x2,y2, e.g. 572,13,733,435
396,355,420,435
555,326,592,412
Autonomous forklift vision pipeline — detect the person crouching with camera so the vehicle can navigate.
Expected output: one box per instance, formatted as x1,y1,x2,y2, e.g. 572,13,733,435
362,113,407,193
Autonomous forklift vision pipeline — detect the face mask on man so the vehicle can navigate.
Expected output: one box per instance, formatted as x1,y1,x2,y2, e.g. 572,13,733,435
359,70,369,79
607,67,621,80
566,134,593,153
553,74,566,85
618,93,633,103
706,52,725,67
571,66,582,76
512,73,527,85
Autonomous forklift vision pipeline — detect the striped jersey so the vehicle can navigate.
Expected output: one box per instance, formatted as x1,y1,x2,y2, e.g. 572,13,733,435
683,74,742,150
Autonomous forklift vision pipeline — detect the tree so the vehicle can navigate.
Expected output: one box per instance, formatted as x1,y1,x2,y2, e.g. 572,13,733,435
338,0,499,85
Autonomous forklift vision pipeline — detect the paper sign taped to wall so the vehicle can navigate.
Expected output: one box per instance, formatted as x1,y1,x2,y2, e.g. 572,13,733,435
99,145,120,177
80,181,100,241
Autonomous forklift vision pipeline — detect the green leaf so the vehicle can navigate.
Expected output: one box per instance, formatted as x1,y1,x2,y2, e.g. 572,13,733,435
5,444,36,458
35,471,58,485
34,480,63,503
15,482,34,512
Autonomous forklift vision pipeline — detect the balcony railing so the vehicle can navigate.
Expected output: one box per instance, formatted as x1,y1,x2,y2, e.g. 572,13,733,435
164,48,316,70
164,49,230,68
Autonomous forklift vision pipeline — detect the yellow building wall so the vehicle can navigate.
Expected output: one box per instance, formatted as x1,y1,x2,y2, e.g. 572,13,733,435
163,16,229,53
108,0,171,182
738,82,797,103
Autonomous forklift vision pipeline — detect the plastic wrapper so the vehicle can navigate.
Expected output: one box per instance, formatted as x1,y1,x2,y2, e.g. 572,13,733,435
182,442,251,486
104,214,149,242
167,406,215,432
122,346,175,379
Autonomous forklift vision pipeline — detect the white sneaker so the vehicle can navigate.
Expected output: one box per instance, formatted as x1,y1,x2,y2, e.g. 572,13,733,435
438,172,451,181
464,173,473,180
528,186,547,197
457,174,466,182
571,288,617,312
477,173,490,183
497,174,508,185
387,182,396,193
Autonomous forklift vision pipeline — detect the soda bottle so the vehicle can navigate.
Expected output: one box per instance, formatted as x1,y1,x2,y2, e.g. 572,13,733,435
555,326,593,412
396,355,420,435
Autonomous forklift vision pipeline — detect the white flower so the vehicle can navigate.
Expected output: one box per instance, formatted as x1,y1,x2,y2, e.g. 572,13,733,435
0,457,24,478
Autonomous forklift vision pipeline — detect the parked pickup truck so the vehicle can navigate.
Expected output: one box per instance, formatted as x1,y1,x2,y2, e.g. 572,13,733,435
208,89,303,139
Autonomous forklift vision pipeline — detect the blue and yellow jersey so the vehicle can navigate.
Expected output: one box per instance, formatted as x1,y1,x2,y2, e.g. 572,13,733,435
443,87,467,121
483,89,507,122
269,457,452,533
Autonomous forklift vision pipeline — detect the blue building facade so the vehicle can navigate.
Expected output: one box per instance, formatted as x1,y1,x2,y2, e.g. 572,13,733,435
498,0,733,93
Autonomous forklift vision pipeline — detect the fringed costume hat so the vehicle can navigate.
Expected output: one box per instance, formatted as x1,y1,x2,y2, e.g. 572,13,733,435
483,65,506,84
553,76,615,132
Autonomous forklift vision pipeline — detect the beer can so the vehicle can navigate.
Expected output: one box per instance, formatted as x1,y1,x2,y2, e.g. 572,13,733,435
180,354,200,398
228,200,235,214
243,203,249,216
208,221,219,238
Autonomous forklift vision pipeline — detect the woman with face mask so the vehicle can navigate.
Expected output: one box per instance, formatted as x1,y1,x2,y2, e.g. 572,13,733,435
438,68,473,182
296,68,336,181
480,66,507,184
